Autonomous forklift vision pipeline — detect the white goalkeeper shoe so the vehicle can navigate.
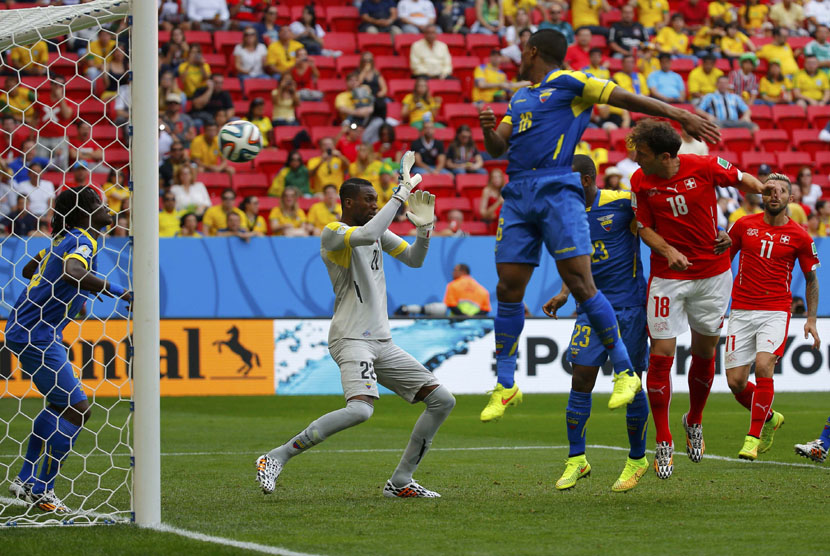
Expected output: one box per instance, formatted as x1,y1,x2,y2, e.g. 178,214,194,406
255,454,283,494
9,477,34,503
383,480,441,498
32,489,70,513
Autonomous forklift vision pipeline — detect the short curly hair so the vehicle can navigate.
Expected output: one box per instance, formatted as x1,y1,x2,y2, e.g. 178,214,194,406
626,119,681,158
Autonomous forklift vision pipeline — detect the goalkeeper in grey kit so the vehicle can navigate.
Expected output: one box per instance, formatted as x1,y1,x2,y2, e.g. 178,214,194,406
256,152,456,498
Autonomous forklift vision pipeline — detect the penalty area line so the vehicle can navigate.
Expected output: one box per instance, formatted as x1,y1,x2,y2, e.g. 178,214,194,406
146,522,324,556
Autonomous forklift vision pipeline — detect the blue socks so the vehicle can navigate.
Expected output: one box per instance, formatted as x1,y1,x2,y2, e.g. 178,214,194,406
625,390,650,459
820,416,830,449
579,292,633,375
566,390,592,457
23,408,81,494
494,301,524,388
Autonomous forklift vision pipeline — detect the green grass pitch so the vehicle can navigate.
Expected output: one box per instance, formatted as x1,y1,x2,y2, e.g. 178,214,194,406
2,392,828,555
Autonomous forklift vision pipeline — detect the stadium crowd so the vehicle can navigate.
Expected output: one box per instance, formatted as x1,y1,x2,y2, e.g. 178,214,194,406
0,0,828,239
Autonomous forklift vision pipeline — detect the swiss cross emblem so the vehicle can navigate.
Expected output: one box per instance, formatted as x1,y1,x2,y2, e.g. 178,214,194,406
747,228,758,236
684,178,697,190
780,235,790,244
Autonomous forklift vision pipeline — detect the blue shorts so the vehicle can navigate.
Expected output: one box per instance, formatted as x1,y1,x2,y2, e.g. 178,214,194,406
495,170,592,265
567,306,649,372
5,341,87,407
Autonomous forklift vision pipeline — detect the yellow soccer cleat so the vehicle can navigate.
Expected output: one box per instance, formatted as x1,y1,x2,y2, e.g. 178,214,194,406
611,456,649,493
555,455,591,490
480,383,523,423
738,435,760,461
608,371,641,410
758,411,784,453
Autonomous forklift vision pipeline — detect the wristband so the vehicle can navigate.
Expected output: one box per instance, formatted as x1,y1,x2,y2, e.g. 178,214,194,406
717,226,725,233
107,282,126,297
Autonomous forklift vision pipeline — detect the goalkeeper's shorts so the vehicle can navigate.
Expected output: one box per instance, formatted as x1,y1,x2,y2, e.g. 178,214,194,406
6,340,88,407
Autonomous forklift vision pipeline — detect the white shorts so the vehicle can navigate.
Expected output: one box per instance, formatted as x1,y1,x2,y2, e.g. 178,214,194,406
328,338,440,403
725,309,790,369
646,269,732,339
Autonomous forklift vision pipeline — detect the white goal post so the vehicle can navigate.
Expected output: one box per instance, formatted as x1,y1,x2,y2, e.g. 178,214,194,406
0,0,159,527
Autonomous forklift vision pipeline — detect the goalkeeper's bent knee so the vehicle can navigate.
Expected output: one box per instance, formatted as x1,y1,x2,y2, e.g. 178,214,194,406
343,400,374,425
423,385,455,418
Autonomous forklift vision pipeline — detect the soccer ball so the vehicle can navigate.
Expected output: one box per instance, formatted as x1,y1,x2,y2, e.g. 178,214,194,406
219,120,262,162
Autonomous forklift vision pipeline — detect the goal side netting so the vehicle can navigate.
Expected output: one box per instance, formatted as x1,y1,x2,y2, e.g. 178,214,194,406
1,0,136,527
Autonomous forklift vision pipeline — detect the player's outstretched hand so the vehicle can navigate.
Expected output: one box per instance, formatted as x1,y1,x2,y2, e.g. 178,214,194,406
478,105,497,132
682,112,720,145
714,229,732,254
805,319,821,350
393,151,423,203
406,190,436,238
666,245,691,271
543,293,569,319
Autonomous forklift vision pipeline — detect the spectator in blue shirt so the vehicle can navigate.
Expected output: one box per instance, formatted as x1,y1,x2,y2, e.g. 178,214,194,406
359,0,401,35
648,53,686,103
696,75,759,131
538,5,575,44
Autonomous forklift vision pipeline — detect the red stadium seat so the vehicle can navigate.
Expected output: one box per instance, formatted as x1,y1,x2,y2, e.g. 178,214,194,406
375,56,412,81
719,128,754,154
443,34,468,57
434,127,455,143
233,173,270,197
589,34,607,51
750,103,773,129
419,174,456,198
755,129,790,152
275,5,291,25
452,56,480,100
741,151,770,175
816,152,830,175
386,101,402,122
600,9,621,26
298,148,319,161
609,128,630,153
223,78,244,101
807,105,830,130
715,59,731,73
184,31,214,53
103,149,129,170
254,149,288,176
64,77,94,102
472,127,485,150
199,173,232,195
429,79,463,104
466,34,499,58
326,6,359,32
460,221,489,235
394,34,421,59
323,33,357,54
357,34,393,57
456,173,488,205
273,126,306,151
213,31,243,59
316,78,345,108
298,197,316,212
776,151,813,176
582,128,610,150
483,158,508,175
395,125,420,144
244,78,278,100
792,129,826,155
388,221,412,236
443,103,479,128
599,150,626,174
436,196,472,219
310,56,337,79
258,197,280,224
203,53,227,75
772,104,807,132
310,125,342,144
672,58,696,81
297,103,333,127
335,55,360,75
708,151,739,166
388,79,416,102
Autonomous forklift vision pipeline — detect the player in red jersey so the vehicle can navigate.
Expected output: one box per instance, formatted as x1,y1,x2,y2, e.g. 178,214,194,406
725,173,821,460
628,120,769,479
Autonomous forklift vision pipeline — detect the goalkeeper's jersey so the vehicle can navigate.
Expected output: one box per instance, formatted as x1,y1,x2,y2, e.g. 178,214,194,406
321,221,409,343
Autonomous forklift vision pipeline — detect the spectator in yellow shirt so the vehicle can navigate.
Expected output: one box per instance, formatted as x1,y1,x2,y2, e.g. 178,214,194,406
728,194,762,227
177,45,211,98
0,75,36,123
239,196,268,236
502,0,536,24
159,192,182,238
720,22,756,60
571,0,607,30
758,61,794,105
637,47,661,78
654,14,692,56
708,1,736,23
613,54,650,96
374,160,399,207
202,188,247,236
190,120,234,174
739,0,769,33
85,30,116,79
266,27,304,76
687,55,724,102
307,137,350,194
634,0,669,30
473,50,510,104
757,27,800,77
10,40,49,76
401,77,443,129
176,212,203,238
582,48,611,80
793,55,830,107
269,187,313,236
307,184,343,230
349,144,383,190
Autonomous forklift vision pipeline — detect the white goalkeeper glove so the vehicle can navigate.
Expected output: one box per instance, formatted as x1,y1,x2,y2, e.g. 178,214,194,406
392,151,423,203
406,190,435,238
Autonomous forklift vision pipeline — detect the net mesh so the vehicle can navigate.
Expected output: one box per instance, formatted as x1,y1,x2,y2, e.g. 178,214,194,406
0,0,133,527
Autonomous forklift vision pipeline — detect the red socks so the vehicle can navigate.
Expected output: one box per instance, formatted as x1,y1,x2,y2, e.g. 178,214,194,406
749,377,774,438
733,381,755,410
647,354,674,444
686,354,715,425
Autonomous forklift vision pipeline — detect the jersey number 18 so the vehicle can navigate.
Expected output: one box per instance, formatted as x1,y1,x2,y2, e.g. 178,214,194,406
666,195,688,217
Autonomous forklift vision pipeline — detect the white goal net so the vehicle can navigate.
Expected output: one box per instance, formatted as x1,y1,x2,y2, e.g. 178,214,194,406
0,0,135,526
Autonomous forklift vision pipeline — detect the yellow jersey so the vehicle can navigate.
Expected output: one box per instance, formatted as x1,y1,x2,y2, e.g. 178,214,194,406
10,40,49,71
654,26,690,54
637,57,660,78
266,40,303,74
159,210,182,238
202,206,246,236
583,65,611,81
402,93,439,125
758,76,792,101
738,4,769,32
793,70,830,101
687,66,724,96
177,61,211,98
613,71,650,96
243,213,268,234
757,43,799,76
788,203,807,226
502,0,537,18
571,0,603,28
708,1,736,23
636,0,669,28
307,202,342,230
473,64,508,103
190,133,221,167
87,38,116,67
308,156,346,194
268,206,308,234
720,32,752,57
728,205,762,225
349,160,382,189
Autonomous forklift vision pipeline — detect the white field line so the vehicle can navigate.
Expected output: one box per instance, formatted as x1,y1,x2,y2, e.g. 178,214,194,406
145,522,323,556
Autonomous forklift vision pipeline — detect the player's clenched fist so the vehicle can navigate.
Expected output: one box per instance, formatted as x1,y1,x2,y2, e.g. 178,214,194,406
478,106,497,132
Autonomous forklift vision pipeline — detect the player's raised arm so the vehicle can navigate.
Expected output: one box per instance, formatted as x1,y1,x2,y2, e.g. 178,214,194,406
606,87,721,145
383,190,435,269
21,249,46,280
479,105,511,158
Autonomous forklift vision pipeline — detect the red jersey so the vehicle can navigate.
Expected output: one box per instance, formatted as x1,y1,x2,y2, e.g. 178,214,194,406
729,213,820,312
39,98,75,138
565,45,590,71
632,154,741,280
